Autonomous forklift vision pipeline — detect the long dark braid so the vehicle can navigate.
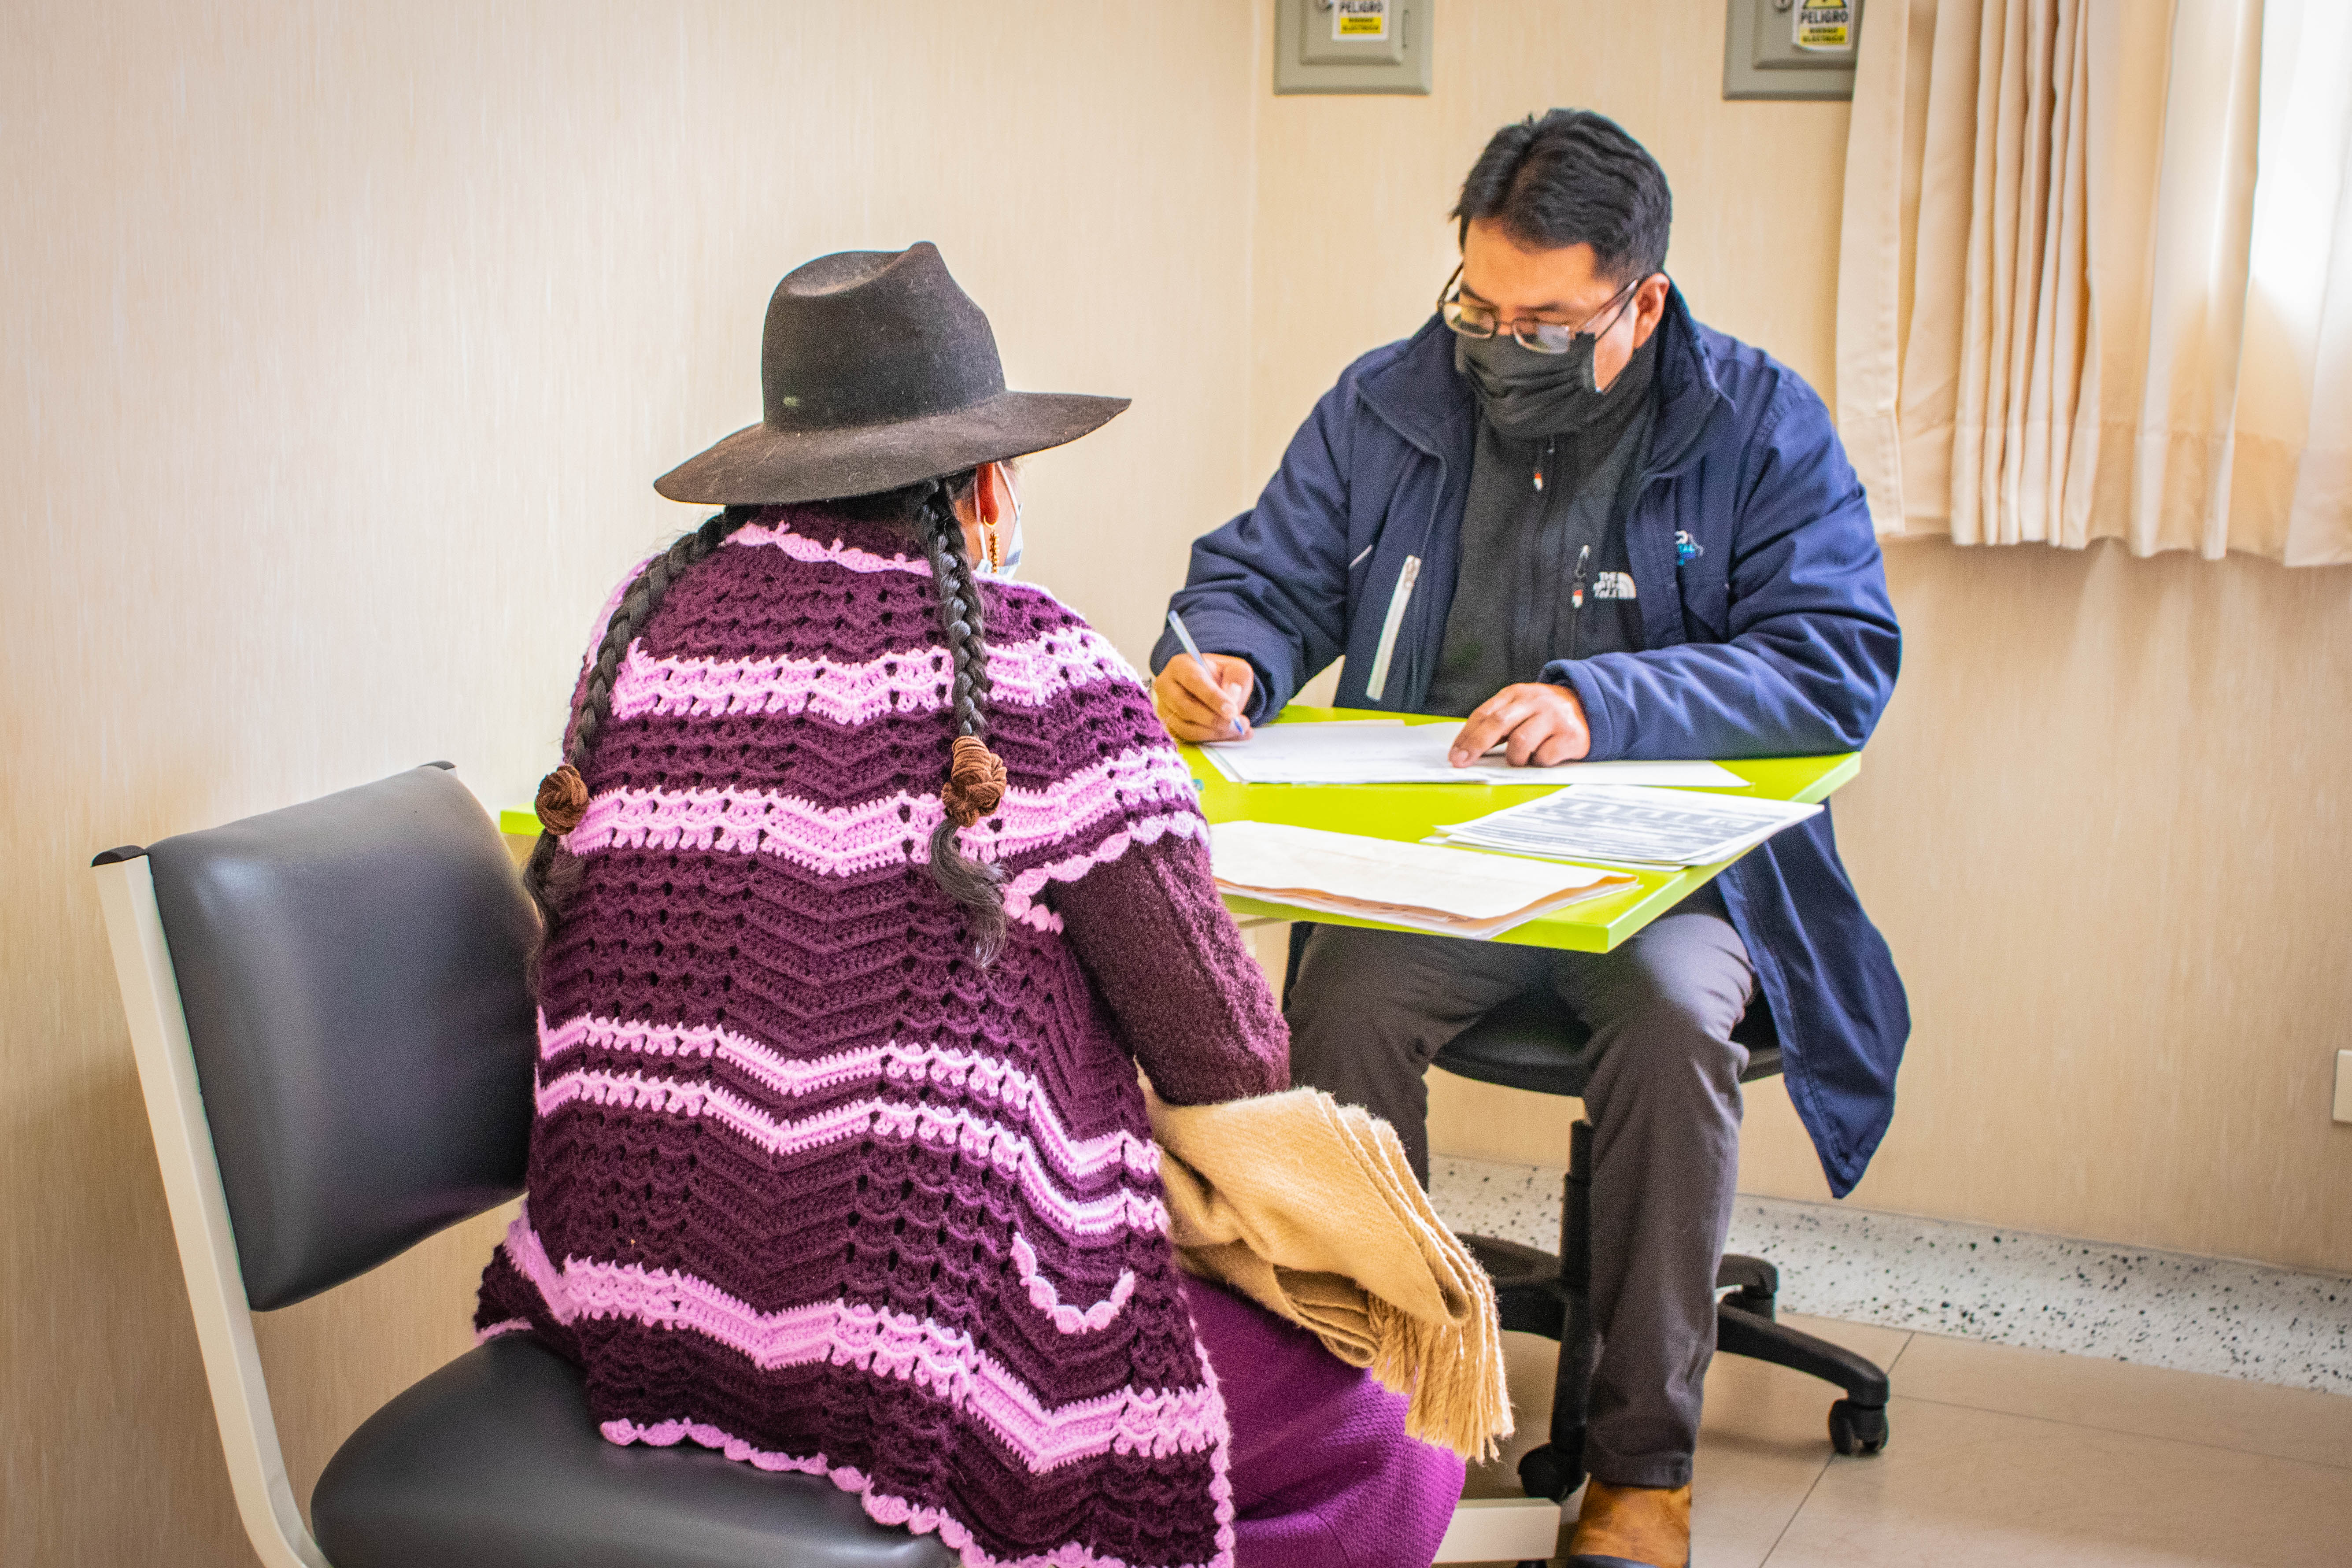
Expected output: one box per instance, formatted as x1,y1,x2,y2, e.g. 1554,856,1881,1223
523,504,759,973
914,475,1010,965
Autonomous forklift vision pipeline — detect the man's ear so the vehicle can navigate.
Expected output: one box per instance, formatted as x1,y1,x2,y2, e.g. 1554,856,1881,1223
1630,274,1672,348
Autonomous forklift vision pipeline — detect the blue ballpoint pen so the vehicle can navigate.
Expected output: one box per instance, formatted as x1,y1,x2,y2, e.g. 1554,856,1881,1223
1165,608,1249,739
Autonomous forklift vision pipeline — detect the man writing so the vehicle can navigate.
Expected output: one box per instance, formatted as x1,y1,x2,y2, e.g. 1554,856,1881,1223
1153,111,1907,1568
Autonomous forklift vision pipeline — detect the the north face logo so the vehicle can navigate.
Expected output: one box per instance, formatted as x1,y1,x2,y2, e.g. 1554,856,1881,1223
1591,571,1638,600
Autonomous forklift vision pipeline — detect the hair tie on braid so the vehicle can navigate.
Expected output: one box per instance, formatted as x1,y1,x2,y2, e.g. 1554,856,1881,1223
942,735,1007,828
535,763,590,835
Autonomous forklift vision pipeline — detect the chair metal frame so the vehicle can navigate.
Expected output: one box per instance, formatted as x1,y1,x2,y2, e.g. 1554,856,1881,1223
93,849,329,1568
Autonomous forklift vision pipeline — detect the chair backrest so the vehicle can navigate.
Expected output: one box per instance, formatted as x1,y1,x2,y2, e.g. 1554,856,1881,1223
134,762,540,1306
92,763,538,1568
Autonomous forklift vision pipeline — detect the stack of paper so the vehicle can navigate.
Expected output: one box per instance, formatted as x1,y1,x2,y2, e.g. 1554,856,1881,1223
1208,819,1637,940
1437,784,1821,869
1199,720,1746,788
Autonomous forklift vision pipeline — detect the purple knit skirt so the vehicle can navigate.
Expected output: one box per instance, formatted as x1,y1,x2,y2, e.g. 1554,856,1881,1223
1182,1276,1466,1568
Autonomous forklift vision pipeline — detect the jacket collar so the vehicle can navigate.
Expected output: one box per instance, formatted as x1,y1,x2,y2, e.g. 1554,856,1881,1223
1356,315,1473,461
1642,286,1728,480
1356,283,1728,478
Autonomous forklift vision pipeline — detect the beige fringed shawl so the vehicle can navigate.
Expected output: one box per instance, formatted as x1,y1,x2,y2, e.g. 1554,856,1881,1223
1148,1087,1513,1461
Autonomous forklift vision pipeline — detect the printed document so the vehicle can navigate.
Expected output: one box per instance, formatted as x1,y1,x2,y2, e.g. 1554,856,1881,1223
1199,721,1745,788
1208,819,1637,940
1437,784,1821,869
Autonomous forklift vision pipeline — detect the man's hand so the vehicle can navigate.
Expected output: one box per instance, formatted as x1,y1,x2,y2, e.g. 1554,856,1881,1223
1450,681,1591,767
1154,652,1257,741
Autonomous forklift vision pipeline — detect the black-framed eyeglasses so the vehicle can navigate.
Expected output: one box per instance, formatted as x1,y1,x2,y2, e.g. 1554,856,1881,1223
1437,263,1649,355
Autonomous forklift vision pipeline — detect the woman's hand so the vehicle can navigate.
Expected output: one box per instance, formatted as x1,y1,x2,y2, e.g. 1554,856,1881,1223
1154,653,1256,741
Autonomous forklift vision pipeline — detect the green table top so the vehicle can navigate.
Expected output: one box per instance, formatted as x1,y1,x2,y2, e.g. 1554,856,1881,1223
1184,706,1858,953
500,705,1860,954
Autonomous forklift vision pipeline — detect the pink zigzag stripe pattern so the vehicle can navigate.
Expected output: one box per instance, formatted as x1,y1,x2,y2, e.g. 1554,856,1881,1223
537,1014,1161,1182
725,521,1087,629
598,1413,1234,1568
597,1410,1242,1568
727,520,932,576
536,1069,1170,1239
560,747,1196,874
608,624,1139,726
501,1213,1224,1477
997,814,1208,933
1010,1233,1135,1335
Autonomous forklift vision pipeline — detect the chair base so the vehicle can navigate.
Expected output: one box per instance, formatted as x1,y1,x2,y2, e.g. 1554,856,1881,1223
1457,1156,1892,1505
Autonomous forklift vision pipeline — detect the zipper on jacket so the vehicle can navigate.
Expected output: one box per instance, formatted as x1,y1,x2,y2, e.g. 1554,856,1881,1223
1568,544,1591,662
1364,555,1422,703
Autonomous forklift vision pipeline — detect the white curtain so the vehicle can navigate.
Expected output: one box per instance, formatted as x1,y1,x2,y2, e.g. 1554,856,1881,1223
1835,0,2352,565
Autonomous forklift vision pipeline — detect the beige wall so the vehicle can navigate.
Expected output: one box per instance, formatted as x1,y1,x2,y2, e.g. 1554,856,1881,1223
1243,1,2352,1273
0,4,1262,1561
1738,540,2352,1268
6,2,2348,1562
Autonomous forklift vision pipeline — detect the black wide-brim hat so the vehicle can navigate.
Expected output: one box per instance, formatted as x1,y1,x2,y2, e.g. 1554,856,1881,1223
655,243,1128,505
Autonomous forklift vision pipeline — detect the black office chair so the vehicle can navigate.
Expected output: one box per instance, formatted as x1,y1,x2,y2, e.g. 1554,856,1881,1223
1283,927,1890,1513
1437,992,1892,1506
92,763,951,1568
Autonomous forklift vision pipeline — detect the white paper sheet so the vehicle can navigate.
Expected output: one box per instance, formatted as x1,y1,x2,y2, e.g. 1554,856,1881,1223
1200,722,1745,788
1438,784,1821,869
1207,820,1635,939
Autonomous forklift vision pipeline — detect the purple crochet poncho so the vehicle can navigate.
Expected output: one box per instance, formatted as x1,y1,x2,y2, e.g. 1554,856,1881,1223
477,507,1288,1568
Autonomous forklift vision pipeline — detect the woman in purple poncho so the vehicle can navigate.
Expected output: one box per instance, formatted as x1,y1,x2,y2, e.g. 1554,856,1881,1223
476,244,1466,1568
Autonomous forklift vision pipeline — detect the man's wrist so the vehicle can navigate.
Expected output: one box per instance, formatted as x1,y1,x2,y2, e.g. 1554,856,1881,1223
1545,667,1612,758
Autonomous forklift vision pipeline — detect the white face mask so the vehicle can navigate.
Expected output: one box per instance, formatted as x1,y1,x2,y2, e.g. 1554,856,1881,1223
977,466,1024,578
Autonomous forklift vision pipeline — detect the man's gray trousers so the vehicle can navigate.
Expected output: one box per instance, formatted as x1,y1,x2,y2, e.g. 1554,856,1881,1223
1283,888,1753,1490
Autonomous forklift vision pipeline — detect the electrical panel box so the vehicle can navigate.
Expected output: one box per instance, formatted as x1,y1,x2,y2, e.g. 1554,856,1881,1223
1275,0,1433,96
1725,0,1864,101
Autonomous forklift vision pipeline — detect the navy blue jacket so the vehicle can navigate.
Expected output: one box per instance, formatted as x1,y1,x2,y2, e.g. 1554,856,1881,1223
1154,291,1908,1194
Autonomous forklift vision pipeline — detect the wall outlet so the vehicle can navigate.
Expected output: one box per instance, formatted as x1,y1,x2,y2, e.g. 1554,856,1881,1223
2336,1051,2352,1124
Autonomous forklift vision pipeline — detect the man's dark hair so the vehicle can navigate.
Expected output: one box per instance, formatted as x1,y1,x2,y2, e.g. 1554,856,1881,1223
1453,109,1672,285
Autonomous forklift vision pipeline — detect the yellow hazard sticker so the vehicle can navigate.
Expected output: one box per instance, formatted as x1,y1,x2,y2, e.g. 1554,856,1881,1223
1795,3,1853,51
1335,0,1389,41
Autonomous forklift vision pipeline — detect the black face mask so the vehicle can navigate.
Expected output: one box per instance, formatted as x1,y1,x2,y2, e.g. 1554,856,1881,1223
1454,327,1655,442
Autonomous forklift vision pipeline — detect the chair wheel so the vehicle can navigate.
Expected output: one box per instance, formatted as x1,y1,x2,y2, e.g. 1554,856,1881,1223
1828,1398,1889,1456
1517,1440,1584,1502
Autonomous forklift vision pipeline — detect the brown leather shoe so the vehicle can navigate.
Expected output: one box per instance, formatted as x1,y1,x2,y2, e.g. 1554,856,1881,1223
1565,1479,1691,1568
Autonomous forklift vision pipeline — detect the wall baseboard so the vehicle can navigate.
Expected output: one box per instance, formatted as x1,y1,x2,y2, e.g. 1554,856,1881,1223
1433,1154,2352,1395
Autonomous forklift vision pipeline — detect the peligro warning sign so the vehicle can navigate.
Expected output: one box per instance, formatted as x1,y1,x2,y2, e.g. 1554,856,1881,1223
1335,0,1389,42
1794,3,1854,52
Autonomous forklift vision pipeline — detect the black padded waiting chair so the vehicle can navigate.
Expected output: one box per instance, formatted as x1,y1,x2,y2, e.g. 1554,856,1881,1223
92,763,950,1568
1282,927,1890,1516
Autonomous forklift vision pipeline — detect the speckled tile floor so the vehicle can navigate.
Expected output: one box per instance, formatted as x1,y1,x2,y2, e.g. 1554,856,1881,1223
1430,1154,2352,1395
1430,1156,2352,1565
